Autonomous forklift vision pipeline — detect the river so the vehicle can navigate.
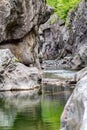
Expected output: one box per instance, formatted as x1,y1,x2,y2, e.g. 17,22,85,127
0,70,75,130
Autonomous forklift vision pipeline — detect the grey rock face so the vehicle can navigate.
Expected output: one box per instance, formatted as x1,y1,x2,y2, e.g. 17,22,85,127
59,1,87,129
62,0,87,69
72,44,87,69
60,67,87,130
41,0,87,70
0,0,50,66
0,49,41,91
39,14,65,60
0,0,47,41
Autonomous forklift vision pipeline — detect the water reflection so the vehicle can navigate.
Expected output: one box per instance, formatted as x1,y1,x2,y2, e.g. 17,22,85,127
44,69,76,80
0,87,72,130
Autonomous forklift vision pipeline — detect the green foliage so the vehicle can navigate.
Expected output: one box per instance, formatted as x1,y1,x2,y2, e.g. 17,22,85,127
47,0,81,21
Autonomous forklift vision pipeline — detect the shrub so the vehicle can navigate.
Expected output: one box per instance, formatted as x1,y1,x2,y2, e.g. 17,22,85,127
47,0,81,21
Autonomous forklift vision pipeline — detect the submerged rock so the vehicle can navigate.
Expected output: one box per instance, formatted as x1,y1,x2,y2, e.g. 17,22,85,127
60,67,87,130
0,49,41,91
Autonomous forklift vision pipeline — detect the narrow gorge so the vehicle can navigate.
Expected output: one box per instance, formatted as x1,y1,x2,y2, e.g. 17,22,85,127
0,0,87,130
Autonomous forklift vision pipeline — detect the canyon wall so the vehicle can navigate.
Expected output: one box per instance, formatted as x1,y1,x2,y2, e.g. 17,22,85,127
41,0,87,70
0,0,53,91
0,0,52,66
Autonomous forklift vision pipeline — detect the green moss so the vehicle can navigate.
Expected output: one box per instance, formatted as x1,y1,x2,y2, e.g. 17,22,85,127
66,22,71,28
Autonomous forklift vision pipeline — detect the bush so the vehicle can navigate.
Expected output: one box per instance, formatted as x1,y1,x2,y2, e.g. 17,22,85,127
47,0,81,21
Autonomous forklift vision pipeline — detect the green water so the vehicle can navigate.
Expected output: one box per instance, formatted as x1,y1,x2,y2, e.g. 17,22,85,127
0,87,71,130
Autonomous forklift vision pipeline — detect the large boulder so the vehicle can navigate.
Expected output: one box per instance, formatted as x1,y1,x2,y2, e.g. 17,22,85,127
60,67,87,130
0,0,52,66
0,49,41,91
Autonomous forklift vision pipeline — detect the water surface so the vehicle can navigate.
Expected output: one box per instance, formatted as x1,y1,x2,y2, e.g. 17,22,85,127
44,69,76,80
0,87,72,130
0,69,74,130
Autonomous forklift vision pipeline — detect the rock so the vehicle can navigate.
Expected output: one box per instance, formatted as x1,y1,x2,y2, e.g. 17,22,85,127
72,44,87,69
41,0,87,70
43,56,73,70
0,0,48,41
39,14,65,60
0,49,42,91
0,33,36,65
76,66,87,82
43,78,75,88
60,67,87,130
61,0,87,69
0,0,51,66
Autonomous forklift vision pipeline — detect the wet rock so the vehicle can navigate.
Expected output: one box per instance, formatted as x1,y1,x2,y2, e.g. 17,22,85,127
43,78,75,88
0,49,42,91
60,67,87,130
43,69,76,88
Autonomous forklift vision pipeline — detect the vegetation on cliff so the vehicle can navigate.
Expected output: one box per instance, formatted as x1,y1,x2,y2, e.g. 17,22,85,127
47,0,80,21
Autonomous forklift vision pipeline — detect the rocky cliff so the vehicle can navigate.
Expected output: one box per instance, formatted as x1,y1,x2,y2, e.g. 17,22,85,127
41,0,87,70
59,0,87,129
39,14,64,60
0,0,52,66
0,0,53,91
62,0,87,69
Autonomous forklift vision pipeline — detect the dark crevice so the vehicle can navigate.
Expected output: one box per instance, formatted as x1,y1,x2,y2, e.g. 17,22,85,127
0,39,22,45
0,26,36,45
